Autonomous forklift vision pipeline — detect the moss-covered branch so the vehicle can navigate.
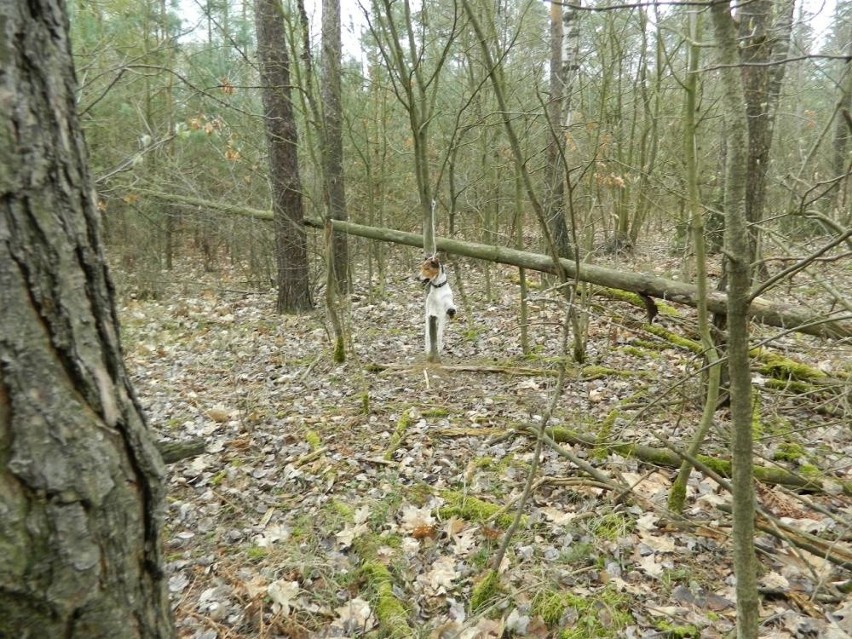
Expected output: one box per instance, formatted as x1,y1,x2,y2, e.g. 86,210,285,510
360,562,411,638
155,438,205,464
542,427,823,491
354,538,412,638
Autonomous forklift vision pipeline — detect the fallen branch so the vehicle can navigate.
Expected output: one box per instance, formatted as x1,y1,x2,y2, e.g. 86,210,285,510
539,426,824,491
315,219,851,340
656,434,852,573
366,361,638,380
718,503,852,572
136,189,852,339
517,427,625,490
155,438,206,464
366,361,555,377
292,446,326,468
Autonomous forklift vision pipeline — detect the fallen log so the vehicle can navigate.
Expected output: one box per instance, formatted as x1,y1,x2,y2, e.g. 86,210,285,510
319,219,851,340
135,189,852,339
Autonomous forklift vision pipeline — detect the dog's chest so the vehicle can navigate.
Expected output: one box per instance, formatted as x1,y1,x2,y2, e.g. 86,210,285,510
426,284,452,313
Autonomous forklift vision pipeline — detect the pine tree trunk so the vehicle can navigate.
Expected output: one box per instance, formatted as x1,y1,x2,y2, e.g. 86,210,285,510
0,0,173,635
255,0,313,313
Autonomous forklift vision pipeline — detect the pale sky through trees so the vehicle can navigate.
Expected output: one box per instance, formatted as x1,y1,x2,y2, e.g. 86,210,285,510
177,0,841,55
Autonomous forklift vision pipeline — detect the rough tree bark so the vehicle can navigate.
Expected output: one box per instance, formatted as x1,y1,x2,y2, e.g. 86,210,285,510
322,0,349,291
0,0,173,635
255,0,312,313
832,17,852,218
712,2,760,636
543,1,574,259
738,0,794,283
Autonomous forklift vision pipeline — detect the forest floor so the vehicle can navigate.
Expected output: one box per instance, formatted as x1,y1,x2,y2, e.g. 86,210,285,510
116,243,852,639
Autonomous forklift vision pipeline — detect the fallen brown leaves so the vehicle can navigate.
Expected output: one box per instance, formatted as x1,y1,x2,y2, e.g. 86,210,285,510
118,252,852,639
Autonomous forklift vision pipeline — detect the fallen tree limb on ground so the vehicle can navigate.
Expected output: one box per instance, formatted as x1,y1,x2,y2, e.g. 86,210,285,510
155,438,206,464
365,361,636,380
532,426,828,492
717,503,852,572
136,189,852,339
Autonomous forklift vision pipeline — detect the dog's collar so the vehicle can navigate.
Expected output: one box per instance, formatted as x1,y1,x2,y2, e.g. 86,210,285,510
430,279,448,289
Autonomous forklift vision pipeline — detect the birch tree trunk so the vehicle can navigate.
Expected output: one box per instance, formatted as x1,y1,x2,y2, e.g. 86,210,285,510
712,3,760,636
0,0,173,635
255,0,313,312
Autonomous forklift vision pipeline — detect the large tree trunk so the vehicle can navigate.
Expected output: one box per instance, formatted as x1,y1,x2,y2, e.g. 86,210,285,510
0,0,173,636
713,3,759,636
255,0,312,313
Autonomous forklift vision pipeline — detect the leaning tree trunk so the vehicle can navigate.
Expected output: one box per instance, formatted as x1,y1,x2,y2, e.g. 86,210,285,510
255,0,312,313
0,0,173,636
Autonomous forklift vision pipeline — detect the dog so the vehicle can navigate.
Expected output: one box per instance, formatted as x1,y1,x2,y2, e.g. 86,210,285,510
418,255,456,360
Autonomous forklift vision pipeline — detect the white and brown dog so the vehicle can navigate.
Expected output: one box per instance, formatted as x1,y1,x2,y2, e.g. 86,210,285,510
419,255,456,361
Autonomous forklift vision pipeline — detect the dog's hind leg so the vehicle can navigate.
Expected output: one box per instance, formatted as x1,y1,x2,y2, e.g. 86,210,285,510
436,314,445,353
426,315,440,362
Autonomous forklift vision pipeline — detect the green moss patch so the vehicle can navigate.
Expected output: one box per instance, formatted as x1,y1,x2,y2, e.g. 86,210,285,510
305,429,322,451
593,410,620,461
532,585,633,637
581,365,633,380
439,490,522,528
644,325,703,354
773,441,806,463
422,407,449,418
654,620,701,638
469,570,502,612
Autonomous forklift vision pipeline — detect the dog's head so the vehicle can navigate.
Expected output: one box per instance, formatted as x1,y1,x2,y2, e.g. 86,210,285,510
418,255,442,284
